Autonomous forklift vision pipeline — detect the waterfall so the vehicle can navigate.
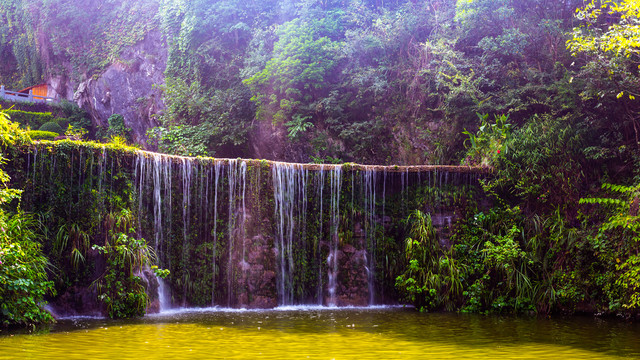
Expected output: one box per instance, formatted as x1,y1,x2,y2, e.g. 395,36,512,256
225,159,247,306
227,159,237,306
212,161,222,306
363,168,377,305
272,163,309,305
315,166,326,305
158,276,171,312
327,166,342,306
23,144,485,310
180,158,193,305
240,161,248,275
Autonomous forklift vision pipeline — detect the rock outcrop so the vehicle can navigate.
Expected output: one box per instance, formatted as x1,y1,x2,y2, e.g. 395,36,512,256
52,30,168,145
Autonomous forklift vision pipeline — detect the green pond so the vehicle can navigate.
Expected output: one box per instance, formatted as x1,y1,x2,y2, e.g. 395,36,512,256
1,307,639,359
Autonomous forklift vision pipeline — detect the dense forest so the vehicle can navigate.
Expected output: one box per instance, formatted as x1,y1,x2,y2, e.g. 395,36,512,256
0,0,635,165
1,0,640,326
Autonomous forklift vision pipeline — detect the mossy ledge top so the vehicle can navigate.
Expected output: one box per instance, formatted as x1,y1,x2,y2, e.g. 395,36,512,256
29,139,491,173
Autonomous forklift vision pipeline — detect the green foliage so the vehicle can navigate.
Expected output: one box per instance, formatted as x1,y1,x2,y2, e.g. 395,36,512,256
0,106,53,327
462,113,512,167
451,206,537,314
580,182,640,310
0,213,55,326
243,15,343,125
28,130,58,140
0,106,32,147
616,254,640,309
56,100,92,132
567,0,640,59
147,124,211,157
6,109,54,129
38,121,63,135
486,114,586,209
567,0,640,148
395,210,464,311
153,77,252,156
92,210,165,319
105,114,131,142
64,124,88,140
285,114,314,139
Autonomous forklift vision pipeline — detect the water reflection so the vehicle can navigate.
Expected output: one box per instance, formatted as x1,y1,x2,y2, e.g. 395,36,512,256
1,308,639,359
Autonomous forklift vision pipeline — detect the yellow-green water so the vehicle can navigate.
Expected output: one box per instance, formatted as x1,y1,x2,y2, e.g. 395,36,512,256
1,307,639,359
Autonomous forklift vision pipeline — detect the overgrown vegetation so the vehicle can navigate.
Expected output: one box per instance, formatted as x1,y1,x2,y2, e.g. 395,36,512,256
0,107,170,325
0,106,55,327
1,0,640,320
92,210,165,319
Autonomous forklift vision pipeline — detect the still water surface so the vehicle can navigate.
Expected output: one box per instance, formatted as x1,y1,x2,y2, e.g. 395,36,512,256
1,306,639,359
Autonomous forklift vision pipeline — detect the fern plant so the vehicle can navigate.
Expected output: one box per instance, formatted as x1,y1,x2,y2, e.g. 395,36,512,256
395,210,465,311
579,183,640,233
580,182,640,310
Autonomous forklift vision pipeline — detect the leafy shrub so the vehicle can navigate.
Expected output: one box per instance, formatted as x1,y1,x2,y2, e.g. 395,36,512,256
28,130,58,140
92,210,168,319
106,114,131,141
580,183,640,310
0,108,53,326
64,124,88,140
0,213,56,326
395,210,463,311
6,110,54,129
38,121,64,135
147,124,212,157
462,113,512,167
56,100,91,131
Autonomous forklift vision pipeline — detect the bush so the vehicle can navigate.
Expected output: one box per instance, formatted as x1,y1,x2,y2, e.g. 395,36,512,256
38,121,64,135
92,210,168,319
56,100,92,132
0,213,56,326
105,114,131,142
28,130,58,140
6,110,54,129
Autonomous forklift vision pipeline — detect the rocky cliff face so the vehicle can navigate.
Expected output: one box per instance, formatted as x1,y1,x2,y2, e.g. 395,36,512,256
46,30,167,145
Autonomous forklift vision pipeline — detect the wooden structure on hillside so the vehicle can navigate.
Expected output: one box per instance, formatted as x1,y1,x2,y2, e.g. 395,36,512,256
0,84,57,103
18,84,49,100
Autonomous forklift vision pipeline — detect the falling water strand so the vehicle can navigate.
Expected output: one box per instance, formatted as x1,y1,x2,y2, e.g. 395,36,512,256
299,168,308,251
272,163,299,305
135,154,145,236
152,155,163,250
212,160,222,306
227,159,237,306
327,166,342,306
316,166,325,304
363,168,377,305
157,276,171,312
272,163,285,305
181,158,193,305
164,156,172,267
240,161,248,279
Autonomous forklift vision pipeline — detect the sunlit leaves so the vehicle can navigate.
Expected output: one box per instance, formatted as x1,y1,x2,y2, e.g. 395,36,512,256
243,15,344,125
568,0,640,58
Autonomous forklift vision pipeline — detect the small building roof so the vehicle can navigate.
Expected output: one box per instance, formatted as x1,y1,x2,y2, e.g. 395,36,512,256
18,84,47,93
